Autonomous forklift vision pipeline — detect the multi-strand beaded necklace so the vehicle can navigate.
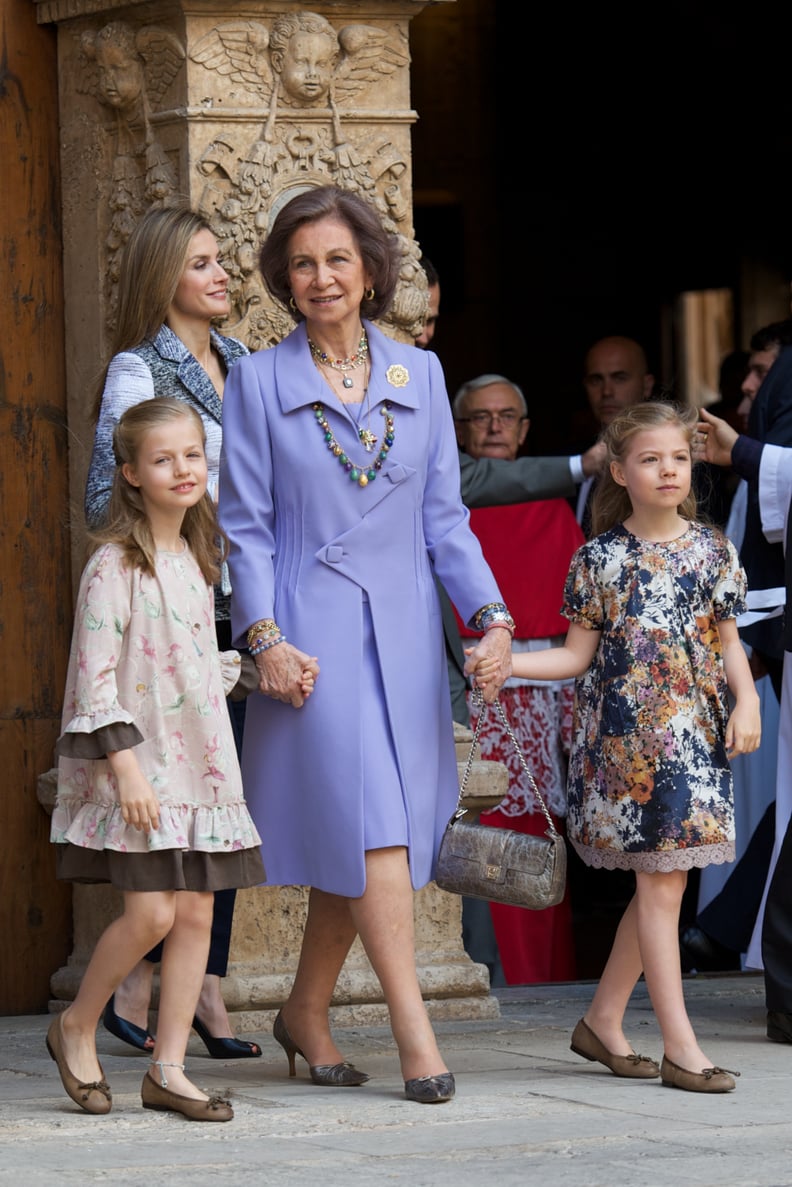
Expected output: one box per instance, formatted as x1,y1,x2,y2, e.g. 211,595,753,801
312,401,395,488
308,332,369,389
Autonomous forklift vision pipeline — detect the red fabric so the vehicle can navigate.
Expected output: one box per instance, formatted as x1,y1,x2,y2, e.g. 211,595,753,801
456,500,584,638
479,808,578,984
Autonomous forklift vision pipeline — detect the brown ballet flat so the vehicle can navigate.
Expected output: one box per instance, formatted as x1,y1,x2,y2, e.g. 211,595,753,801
141,1064,233,1121
660,1055,738,1093
46,1015,112,1114
570,1018,660,1078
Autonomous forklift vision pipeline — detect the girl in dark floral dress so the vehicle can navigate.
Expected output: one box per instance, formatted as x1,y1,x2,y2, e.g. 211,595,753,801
468,402,761,1093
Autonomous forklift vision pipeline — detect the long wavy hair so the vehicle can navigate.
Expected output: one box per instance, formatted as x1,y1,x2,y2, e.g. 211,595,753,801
91,206,215,421
590,401,699,537
259,185,401,323
90,397,226,583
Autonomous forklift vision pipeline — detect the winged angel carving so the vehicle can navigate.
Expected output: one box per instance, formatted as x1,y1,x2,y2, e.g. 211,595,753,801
77,21,186,318
189,14,424,348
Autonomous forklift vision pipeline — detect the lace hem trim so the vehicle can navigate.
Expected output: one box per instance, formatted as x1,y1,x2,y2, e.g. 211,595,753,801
571,839,735,872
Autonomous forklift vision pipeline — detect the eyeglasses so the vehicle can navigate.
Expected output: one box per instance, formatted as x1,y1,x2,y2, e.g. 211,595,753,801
455,410,526,428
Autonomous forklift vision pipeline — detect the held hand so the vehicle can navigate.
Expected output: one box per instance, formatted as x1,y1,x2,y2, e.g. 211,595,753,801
463,646,500,693
465,627,512,703
698,408,739,467
725,700,762,758
581,439,607,478
254,642,320,708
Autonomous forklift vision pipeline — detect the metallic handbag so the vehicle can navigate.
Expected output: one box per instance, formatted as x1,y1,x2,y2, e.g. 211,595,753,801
435,693,567,910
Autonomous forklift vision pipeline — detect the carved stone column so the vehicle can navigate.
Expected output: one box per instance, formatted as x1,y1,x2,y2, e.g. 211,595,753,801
36,0,498,1025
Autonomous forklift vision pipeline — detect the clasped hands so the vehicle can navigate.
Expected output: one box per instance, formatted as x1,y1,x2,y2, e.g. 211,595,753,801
253,641,319,707
463,625,512,702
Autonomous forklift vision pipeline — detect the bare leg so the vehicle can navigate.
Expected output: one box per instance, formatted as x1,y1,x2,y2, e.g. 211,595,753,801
279,887,358,1066
635,869,713,1070
194,974,234,1038
350,847,447,1082
59,890,176,1084
146,891,214,1101
584,893,644,1055
112,957,156,1032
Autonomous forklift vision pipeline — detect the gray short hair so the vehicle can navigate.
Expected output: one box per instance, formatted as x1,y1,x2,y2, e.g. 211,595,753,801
452,374,528,418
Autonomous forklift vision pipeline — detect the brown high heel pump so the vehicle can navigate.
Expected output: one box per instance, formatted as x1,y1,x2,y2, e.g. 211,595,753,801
272,1010,370,1087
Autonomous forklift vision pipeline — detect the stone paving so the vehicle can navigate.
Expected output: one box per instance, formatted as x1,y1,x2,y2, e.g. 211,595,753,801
1,973,789,1187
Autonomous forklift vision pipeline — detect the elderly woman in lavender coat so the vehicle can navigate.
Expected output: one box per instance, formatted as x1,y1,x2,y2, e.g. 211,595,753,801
218,186,513,1104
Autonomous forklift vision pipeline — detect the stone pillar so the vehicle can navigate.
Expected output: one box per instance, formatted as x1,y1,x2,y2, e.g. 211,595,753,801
35,0,434,582
36,0,498,1026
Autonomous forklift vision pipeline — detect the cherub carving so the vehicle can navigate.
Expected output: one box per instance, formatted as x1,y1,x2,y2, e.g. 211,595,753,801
189,21,272,104
78,21,185,324
78,21,184,204
80,21,185,130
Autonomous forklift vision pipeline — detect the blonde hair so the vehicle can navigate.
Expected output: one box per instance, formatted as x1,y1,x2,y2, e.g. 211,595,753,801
590,401,698,537
90,397,226,584
91,206,214,421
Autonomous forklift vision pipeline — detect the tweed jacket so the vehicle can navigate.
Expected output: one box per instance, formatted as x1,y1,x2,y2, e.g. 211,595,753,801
84,324,248,527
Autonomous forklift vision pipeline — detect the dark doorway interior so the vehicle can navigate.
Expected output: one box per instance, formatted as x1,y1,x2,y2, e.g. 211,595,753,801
410,1,791,982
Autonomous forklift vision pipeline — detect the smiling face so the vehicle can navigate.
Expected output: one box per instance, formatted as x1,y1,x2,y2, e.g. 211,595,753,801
122,415,208,522
287,216,371,334
610,424,692,515
168,229,230,325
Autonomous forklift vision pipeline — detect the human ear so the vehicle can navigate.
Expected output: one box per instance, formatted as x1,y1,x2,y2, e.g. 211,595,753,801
121,462,140,487
610,459,627,487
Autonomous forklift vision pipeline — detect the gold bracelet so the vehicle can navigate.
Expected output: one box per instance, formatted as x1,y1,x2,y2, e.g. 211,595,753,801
247,618,279,646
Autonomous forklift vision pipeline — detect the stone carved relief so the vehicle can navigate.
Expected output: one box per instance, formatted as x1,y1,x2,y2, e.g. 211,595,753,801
190,12,426,349
77,20,185,314
76,12,425,348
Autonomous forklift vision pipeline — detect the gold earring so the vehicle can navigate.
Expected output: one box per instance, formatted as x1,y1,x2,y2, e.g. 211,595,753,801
289,296,297,313
365,287,375,301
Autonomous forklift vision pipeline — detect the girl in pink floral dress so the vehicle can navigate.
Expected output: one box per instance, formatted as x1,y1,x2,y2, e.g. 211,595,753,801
47,399,273,1122
468,403,761,1094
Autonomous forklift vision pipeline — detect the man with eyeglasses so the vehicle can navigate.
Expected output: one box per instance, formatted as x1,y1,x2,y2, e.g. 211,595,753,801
452,374,584,986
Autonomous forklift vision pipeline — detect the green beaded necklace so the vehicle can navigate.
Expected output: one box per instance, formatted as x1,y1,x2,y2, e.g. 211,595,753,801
312,401,395,488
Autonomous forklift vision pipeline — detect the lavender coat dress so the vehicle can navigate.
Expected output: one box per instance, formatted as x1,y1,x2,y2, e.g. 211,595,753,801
218,321,503,896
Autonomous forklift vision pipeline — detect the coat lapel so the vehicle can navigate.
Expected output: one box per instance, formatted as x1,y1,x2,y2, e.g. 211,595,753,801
152,325,231,424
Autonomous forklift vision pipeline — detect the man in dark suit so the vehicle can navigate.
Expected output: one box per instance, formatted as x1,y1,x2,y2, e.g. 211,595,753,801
740,322,792,699
700,405,792,1043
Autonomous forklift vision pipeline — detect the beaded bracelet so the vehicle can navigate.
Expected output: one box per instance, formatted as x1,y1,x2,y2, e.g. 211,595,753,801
247,618,279,647
249,634,287,656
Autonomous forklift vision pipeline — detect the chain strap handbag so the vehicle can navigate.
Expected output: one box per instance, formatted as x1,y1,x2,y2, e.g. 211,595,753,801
435,692,567,909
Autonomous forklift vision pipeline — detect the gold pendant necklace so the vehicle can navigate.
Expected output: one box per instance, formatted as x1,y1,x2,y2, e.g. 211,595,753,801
308,332,369,389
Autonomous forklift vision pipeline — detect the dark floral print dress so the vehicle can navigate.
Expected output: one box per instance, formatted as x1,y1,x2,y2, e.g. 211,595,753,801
563,521,747,872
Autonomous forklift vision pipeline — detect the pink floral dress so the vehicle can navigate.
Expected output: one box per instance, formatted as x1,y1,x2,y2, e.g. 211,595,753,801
51,543,263,888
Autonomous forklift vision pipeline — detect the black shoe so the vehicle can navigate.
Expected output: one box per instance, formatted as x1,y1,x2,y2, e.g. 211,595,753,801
679,926,741,973
192,1014,262,1059
767,1011,792,1044
102,994,155,1053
